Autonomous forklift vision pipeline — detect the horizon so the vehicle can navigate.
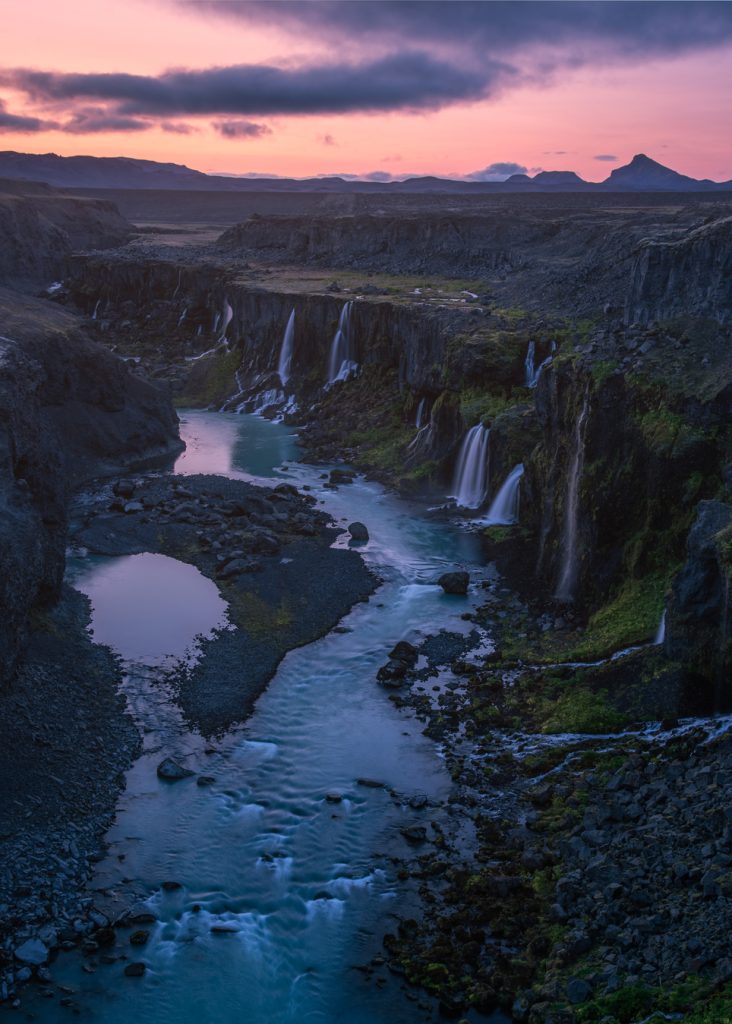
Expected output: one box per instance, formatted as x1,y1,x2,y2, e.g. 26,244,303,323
2,0,732,182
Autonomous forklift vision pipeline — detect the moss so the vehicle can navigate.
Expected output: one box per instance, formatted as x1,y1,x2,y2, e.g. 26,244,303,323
540,687,627,734
566,573,668,660
636,406,709,458
591,359,619,386
177,347,242,407
459,387,523,427
226,590,292,638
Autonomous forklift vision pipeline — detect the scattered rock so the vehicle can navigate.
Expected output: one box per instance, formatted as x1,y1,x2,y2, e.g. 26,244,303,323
156,758,194,781
348,521,369,542
124,962,146,978
14,939,48,966
437,571,469,595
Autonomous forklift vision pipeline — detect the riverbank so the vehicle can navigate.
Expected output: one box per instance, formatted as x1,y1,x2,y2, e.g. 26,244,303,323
0,587,139,1006
375,597,732,1023
74,471,377,733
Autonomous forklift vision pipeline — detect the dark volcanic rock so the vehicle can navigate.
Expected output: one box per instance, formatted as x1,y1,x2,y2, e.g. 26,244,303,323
667,499,732,694
157,758,194,781
437,571,470,595
348,521,369,541
0,290,182,685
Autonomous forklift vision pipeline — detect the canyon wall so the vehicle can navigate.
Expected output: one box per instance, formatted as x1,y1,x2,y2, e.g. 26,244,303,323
0,290,183,684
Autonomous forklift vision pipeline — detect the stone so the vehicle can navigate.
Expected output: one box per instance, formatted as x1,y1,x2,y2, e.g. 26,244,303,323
124,962,146,978
389,640,418,666
14,939,49,965
156,758,194,781
113,480,135,498
377,659,407,684
437,571,470,595
566,977,593,1004
348,521,369,542
400,825,427,845
130,930,149,946
123,500,144,514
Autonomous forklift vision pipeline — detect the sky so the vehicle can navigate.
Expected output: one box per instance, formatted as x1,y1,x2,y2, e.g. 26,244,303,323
2,0,732,182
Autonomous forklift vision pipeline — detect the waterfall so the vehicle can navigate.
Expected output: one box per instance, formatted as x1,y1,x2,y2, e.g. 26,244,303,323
481,463,524,525
277,309,295,386
415,397,427,428
218,299,233,344
655,610,666,645
91,299,101,321
450,425,490,509
554,385,591,602
177,306,188,327
525,341,553,388
327,301,358,384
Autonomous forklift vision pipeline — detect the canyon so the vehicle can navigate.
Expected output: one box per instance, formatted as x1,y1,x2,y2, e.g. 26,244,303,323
0,178,730,1024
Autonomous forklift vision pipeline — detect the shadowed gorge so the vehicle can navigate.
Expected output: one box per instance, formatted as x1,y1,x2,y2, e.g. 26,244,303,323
0,150,731,1024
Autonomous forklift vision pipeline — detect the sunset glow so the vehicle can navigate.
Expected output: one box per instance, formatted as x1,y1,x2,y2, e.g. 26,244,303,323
2,0,732,180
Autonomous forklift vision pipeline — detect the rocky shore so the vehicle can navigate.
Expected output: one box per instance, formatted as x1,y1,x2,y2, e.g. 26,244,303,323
74,472,377,733
368,582,732,1023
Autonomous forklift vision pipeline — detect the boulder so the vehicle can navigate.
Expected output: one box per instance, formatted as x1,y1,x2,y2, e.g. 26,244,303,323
14,939,48,966
156,757,194,781
388,640,418,666
348,521,369,542
437,571,470,595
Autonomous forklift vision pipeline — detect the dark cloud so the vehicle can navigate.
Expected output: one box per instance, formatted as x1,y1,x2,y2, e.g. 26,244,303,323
62,108,151,133
3,52,508,118
191,1,732,60
363,170,393,181
0,99,51,132
214,120,271,138
467,161,528,181
594,153,618,161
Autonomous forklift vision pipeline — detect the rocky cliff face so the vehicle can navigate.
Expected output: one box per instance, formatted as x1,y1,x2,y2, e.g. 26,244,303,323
666,500,732,696
0,289,183,684
626,216,732,325
0,185,130,285
216,212,555,277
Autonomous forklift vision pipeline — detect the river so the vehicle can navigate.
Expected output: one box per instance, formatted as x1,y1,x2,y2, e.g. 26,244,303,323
32,410,507,1024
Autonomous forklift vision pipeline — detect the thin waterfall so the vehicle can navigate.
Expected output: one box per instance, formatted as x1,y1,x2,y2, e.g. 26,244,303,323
91,299,101,321
450,425,490,509
217,299,233,344
554,385,591,602
655,610,666,645
525,341,553,388
277,309,295,386
327,301,358,383
482,463,524,525
415,397,427,428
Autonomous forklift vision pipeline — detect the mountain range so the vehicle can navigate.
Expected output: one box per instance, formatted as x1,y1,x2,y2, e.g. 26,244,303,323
0,151,729,193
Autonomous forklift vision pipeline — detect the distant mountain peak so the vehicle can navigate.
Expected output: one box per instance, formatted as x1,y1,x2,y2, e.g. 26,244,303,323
605,153,698,188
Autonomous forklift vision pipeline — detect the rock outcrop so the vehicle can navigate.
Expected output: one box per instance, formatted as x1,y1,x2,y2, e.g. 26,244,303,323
626,215,732,325
0,181,130,285
667,500,732,696
0,289,183,684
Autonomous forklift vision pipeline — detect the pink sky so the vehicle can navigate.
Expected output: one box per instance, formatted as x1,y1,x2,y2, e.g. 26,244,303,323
2,0,731,181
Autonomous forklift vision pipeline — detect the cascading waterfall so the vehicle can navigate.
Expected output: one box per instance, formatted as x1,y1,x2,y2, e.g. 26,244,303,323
554,385,591,602
327,301,358,384
450,425,490,509
655,610,666,645
415,398,427,428
481,463,524,525
525,341,553,388
277,309,295,386
218,299,234,344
